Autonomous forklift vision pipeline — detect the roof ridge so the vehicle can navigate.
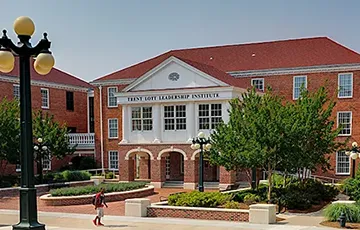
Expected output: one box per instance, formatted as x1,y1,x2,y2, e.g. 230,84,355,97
170,36,329,52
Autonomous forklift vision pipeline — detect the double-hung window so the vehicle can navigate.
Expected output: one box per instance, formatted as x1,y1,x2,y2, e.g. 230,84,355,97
198,104,222,130
164,105,186,130
41,88,49,109
66,91,74,111
338,73,353,98
108,87,118,107
293,76,307,100
338,111,352,136
108,151,119,170
13,84,20,99
336,151,350,175
108,118,118,138
43,156,51,171
251,78,264,91
131,107,152,131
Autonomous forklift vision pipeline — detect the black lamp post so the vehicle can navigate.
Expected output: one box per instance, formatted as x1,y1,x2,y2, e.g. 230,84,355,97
191,132,211,192
346,142,359,179
0,16,55,230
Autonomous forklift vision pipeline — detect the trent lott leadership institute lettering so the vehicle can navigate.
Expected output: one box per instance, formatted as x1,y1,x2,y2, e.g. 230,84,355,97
127,93,220,102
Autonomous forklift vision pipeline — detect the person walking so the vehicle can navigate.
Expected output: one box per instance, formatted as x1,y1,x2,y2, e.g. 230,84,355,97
93,188,108,226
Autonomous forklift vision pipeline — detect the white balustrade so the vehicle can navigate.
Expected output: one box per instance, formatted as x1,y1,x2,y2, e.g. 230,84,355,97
68,133,95,147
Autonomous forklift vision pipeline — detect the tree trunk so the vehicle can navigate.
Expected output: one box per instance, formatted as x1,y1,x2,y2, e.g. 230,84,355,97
267,164,272,201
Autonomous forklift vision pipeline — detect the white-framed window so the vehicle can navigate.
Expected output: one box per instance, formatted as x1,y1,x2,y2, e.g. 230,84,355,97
16,164,21,172
108,118,118,138
251,78,264,91
337,111,352,136
180,155,184,174
131,107,152,131
108,151,119,170
199,104,222,130
13,84,20,99
293,76,307,100
43,157,51,171
41,88,49,109
164,105,186,131
107,87,118,107
165,156,170,179
338,73,353,98
336,151,350,175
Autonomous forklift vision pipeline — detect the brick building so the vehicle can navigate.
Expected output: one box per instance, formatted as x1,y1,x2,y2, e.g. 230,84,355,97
91,37,360,189
0,59,95,174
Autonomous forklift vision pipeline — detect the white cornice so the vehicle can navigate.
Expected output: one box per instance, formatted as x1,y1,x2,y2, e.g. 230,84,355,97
90,78,136,86
229,63,360,77
0,75,90,92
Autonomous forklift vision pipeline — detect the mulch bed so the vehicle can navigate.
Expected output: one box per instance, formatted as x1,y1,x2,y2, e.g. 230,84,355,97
321,221,360,229
287,201,330,214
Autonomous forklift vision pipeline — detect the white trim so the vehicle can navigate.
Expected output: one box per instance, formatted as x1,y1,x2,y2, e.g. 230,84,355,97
125,147,155,160
108,118,119,139
40,88,50,109
157,147,188,160
337,111,352,137
191,150,201,160
335,151,351,175
338,72,353,99
15,164,21,172
123,56,228,92
250,78,264,91
42,157,51,171
108,150,119,171
107,86,118,108
90,78,136,86
0,75,90,92
292,75,307,100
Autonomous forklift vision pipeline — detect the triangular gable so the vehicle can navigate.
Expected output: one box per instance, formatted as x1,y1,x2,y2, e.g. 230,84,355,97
123,56,229,92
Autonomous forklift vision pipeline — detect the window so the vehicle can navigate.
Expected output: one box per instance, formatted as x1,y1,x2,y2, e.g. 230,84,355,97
336,151,350,175
338,73,353,98
108,118,118,138
251,78,264,91
41,88,49,109
293,76,307,100
108,87,118,107
16,164,21,172
66,91,74,111
13,84,20,99
89,97,95,133
131,107,152,131
338,111,352,136
108,151,119,170
198,104,222,130
164,105,186,130
43,157,51,171
67,127,77,133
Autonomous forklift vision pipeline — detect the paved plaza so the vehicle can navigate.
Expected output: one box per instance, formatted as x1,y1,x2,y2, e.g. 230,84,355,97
0,210,335,230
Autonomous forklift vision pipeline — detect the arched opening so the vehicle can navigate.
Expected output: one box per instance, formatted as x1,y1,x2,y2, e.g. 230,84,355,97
125,148,154,181
192,150,219,184
158,148,187,186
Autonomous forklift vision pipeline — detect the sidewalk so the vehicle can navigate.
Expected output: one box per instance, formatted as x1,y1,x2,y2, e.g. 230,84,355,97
0,209,335,230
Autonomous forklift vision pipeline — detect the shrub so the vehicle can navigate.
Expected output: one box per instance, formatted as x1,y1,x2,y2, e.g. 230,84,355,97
78,157,97,170
342,177,360,201
61,170,91,182
50,182,147,196
244,194,260,205
224,201,242,209
0,175,19,188
325,203,360,223
168,191,232,208
105,172,115,179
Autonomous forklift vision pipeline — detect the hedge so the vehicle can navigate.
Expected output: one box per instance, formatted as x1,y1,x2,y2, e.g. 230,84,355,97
168,191,232,208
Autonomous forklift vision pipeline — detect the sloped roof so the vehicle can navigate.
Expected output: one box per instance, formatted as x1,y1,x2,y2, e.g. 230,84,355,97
93,37,360,83
1,58,92,89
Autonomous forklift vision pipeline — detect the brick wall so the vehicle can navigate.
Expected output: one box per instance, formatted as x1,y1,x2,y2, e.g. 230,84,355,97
147,206,249,222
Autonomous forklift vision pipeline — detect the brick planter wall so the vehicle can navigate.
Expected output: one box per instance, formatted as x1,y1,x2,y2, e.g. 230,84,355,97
0,180,94,198
147,205,249,222
40,185,154,206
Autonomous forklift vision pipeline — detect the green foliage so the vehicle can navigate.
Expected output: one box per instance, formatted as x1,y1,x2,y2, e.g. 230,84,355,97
223,201,242,209
69,156,96,170
0,98,20,164
42,170,91,184
0,175,19,188
50,182,147,197
105,172,115,179
244,194,261,205
325,203,360,223
168,191,232,208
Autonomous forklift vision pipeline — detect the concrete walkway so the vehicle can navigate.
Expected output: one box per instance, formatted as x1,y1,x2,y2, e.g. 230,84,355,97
0,209,335,230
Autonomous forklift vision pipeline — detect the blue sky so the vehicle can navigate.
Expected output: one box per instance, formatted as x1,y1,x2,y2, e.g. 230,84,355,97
1,0,359,82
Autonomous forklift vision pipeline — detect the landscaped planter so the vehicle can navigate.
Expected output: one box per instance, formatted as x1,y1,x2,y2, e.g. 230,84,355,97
40,185,154,206
147,202,249,222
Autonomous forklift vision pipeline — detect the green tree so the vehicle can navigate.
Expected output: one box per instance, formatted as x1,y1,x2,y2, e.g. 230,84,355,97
0,98,20,165
33,110,76,183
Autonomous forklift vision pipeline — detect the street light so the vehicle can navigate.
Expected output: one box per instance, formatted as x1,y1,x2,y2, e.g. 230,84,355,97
345,142,359,179
0,16,55,230
191,132,211,192
34,137,49,184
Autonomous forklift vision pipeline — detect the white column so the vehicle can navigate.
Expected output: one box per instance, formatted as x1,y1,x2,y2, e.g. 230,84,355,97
153,104,161,143
187,103,196,142
120,105,129,144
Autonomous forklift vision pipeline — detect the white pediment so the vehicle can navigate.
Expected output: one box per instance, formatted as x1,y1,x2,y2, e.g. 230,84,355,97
124,57,228,92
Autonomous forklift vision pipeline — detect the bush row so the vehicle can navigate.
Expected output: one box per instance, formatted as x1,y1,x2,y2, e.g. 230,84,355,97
325,203,360,223
49,182,147,197
42,170,91,184
168,191,232,208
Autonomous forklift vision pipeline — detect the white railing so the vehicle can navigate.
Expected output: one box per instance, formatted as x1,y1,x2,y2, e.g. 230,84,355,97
68,133,95,147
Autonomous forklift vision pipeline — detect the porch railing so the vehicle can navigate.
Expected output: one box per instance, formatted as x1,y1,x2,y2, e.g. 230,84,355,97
68,133,95,148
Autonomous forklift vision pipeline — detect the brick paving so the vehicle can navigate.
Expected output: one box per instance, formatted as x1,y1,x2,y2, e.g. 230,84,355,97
0,188,189,216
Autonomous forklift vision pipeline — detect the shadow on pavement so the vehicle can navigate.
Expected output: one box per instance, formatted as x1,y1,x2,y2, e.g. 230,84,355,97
104,225,130,228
